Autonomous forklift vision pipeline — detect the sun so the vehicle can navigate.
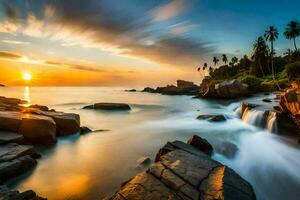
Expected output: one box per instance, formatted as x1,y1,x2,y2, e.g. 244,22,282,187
23,72,32,81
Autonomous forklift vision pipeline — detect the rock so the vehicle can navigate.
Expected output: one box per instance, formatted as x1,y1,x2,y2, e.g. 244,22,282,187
197,114,226,122
0,111,22,132
80,126,92,134
142,87,156,93
0,143,39,162
0,84,5,87
29,105,49,111
211,140,239,158
19,114,57,145
136,156,151,165
83,103,131,111
264,92,270,95
23,110,80,136
0,155,37,182
262,98,272,102
0,131,24,144
125,89,137,92
110,138,256,200
215,80,250,99
187,135,213,156
0,185,46,200
273,105,283,112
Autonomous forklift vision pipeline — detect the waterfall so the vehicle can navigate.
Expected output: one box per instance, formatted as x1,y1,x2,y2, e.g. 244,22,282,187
267,112,278,133
241,107,265,127
240,105,278,133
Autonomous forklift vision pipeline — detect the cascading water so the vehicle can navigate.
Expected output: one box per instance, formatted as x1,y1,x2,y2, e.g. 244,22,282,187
240,105,278,133
267,111,277,133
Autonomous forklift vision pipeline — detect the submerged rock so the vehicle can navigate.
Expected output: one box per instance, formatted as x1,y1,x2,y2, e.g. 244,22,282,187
187,135,213,156
262,98,272,103
83,103,131,110
109,136,256,200
125,89,137,92
197,114,226,122
211,140,239,158
0,185,46,200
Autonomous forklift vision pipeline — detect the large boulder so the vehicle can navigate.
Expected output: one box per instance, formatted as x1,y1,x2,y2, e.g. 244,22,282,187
211,140,239,158
215,80,250,99
19,114,57,145
0,111,22,132
83,103,131,111
109,137,256,200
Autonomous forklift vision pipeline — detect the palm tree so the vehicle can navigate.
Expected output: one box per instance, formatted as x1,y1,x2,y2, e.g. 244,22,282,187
264,26,278,83
252,36,269,77
231,56,238,65
284,21,300,51
213,57,219,66
203,62,208,69
222,54,228,64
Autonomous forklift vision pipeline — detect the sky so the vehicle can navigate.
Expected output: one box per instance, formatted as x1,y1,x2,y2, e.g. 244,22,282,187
0,0,299,86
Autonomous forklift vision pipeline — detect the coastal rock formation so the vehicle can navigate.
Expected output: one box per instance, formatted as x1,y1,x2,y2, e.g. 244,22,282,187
142,80,200,96
83,103,131,110
200,79,251,99
197,114,226,122
110,136,256,200
0,111,22,132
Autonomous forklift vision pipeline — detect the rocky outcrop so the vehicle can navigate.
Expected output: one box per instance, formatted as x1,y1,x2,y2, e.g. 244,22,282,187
142,80,200,96
197,114,226,122
200,79,251,99
0,111,22,132
211,140,239,159
0,185,46,200
109,136,256,200
83,103,131,111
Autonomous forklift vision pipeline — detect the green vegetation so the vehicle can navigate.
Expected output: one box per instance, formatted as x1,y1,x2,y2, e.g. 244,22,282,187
198,20,300,92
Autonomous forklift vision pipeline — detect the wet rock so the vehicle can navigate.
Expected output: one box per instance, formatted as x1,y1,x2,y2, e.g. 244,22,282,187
80,126,92,134
0,155,37,182
83,103,131,111
262,98,272,103
0,111,22,132
211,140,239,158
136,156,151,165
110,138,256,200
197,114,226,122
187,135,213,156
0,143,39,162
0,131,24,144
19,114,56,145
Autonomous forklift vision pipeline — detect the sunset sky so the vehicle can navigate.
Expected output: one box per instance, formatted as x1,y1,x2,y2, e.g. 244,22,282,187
0,0,299,86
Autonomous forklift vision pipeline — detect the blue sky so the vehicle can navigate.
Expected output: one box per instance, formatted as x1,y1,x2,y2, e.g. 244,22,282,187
0,0,299,86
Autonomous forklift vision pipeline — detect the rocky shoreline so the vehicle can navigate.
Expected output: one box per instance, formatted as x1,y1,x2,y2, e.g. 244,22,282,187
108,135,256,200
0,96,89,199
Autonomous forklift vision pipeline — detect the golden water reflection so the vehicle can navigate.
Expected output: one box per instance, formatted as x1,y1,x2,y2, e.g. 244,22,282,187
23,86,31,106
